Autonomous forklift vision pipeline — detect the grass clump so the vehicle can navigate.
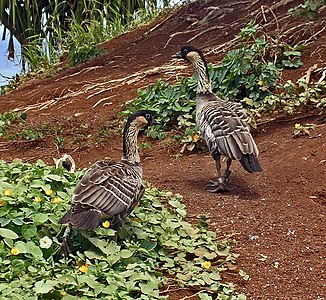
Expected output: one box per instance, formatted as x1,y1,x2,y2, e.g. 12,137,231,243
0,112,27,137
0,159,245,299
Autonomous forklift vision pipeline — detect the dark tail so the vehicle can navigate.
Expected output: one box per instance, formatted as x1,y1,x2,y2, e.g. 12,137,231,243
240,154,262,173
59,208,102,230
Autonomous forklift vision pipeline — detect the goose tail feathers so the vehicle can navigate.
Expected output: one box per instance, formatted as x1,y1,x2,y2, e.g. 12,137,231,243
239,154,262,173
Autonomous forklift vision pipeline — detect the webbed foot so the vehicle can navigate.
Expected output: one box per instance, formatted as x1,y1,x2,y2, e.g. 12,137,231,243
206,177,228,193
55,238,72,260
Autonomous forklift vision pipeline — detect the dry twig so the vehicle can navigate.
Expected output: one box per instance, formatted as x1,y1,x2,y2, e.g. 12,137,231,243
187,25,225,44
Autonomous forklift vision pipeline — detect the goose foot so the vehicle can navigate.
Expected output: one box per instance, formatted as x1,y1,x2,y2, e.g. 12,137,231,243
206,170,232,193
56,238,72,260
206,179,228,193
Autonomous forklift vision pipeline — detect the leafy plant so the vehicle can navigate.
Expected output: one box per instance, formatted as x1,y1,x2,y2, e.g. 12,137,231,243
293,123,316,137
289,0,326,20
261,76,326,115
123,21,306,149
69,46,104,65
122,78,197,139
0,112,27,137
0,159,245,299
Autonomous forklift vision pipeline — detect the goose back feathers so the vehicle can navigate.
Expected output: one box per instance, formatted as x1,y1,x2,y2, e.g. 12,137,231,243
59,110,157,230
196,94,261,172
174,45,262,174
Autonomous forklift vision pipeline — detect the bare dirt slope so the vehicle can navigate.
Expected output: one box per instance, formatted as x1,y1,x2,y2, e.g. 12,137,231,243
0,0,325,299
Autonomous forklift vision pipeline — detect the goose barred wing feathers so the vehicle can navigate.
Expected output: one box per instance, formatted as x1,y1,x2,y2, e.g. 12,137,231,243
59,160,144,230
196,97,259,162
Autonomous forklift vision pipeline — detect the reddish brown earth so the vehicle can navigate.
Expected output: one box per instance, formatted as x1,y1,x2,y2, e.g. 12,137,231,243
1,0,325,299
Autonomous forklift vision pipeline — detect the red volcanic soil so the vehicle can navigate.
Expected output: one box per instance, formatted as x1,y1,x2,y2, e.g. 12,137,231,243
1,0,325,299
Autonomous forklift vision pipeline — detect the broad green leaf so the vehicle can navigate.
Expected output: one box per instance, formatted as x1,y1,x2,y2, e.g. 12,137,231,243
84,277,98,289
83,251,99,260
283,50,301,57
30,180,44,188
139,281,157,295
194,247,207,257
0,228,19,239
204,252,217,260
33,213,49,225
15,241,28,253
26,241,43,258
44,174,65,182
120,249,133,259
34,280,55,294
140,240,157,251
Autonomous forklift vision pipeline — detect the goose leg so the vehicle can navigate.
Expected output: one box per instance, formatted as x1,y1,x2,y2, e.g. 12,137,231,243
223,157,232,181
207,158,233,193
207,159,228,192
56,224,72,260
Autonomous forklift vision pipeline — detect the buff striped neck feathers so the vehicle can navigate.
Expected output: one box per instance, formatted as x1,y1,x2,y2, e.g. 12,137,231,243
172,45,212,94
122,110,158,164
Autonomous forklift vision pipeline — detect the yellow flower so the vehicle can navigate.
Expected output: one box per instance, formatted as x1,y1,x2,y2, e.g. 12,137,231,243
60,291,67,296
193,134,201,142
0,200,5,207
45,189,53,196
11,248,20,255
102,221,110,228
53,197,62,204
78,264,89,273
132,218,141,223
258,80,263,86
202,261,211,269
4,189,13,196
34,196,42,203
294,123,301,129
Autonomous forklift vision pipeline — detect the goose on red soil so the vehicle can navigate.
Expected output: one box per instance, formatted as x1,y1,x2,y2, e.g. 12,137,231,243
58,110,158,255
173,45,262,192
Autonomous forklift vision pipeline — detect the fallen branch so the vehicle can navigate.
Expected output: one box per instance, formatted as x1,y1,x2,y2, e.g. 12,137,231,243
317,69,326,85
92,97,114,108
187,25,225,44
164,28,199,48
56,66,101,81
302,24,326,46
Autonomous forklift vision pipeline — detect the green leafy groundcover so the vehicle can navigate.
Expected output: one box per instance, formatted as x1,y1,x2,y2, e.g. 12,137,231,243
0,159,245,300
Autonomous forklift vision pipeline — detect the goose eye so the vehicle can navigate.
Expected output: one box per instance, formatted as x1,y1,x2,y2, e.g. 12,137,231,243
145,113,151,120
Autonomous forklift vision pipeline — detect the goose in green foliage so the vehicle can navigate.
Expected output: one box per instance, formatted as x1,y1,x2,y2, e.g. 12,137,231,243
55,154,76,172
58,110,158,256
173,45,262,192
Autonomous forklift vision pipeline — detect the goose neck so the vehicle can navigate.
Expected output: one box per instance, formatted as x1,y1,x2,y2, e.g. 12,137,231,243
193,58,212,94
122,123,141,164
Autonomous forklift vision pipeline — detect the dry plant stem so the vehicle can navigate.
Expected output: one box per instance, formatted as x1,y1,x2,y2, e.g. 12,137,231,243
208,35,241,56
56,66,101,81
180,291,208,300
260,5,279,34
144,12,175,35
305,64,318,91
302,25,326,46
16,65,187,112
164,28,199,48
187,25,225,44
271,0,298,10
317,69,326,84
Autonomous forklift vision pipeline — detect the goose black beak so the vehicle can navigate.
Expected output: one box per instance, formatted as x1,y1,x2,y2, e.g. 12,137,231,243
151,119,160,126
172,51,182,59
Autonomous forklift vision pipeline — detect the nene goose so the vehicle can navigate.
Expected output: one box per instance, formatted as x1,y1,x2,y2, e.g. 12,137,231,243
55,154,76,172
173,45,262,192
58,110,158,254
